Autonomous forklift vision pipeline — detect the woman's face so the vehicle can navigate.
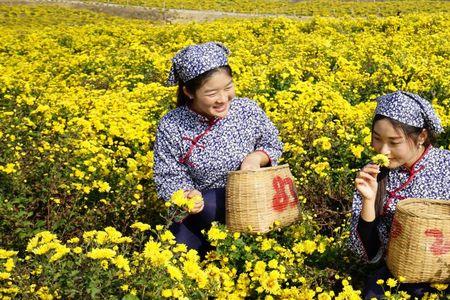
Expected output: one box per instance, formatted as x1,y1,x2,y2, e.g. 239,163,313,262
372,119,425,169
186,69,235,118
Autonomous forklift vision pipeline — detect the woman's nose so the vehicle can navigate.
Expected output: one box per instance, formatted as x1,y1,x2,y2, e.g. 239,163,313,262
216,91,227,103
380,145,391,156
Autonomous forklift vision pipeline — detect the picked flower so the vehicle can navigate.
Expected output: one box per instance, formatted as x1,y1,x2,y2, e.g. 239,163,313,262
166,190,203,223
371,153,390,167
169,190,201,212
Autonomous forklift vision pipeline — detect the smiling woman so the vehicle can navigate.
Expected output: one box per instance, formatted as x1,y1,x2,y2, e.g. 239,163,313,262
182,67,235,118
153,42,283,257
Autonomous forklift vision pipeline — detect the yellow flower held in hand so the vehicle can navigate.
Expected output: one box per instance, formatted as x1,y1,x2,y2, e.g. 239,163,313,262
371,154,390,167
170,190,187,207
169,189,202,212
186,195,201,212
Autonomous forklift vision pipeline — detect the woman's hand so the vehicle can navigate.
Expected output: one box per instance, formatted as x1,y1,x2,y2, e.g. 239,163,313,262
355,164,380,202
355,164,380,222
240,151,269,171
184,189,204,214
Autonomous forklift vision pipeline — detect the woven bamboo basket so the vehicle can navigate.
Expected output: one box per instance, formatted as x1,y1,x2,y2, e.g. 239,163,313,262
386,198,450,283
225,164,300,233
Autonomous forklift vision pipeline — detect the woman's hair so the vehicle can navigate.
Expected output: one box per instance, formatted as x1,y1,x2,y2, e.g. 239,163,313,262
176,65,233,107
372,114,435,147
372,114,436,216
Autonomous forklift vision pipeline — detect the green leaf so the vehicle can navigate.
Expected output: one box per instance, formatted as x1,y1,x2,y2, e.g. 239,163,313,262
35,220,46,228
122,294,139,300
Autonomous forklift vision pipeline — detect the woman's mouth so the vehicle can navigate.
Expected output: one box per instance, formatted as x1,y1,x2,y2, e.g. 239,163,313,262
214,104,227,113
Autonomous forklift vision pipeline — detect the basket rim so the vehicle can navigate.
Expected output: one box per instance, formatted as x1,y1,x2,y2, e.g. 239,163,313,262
228,164,289,175
396,198,450,220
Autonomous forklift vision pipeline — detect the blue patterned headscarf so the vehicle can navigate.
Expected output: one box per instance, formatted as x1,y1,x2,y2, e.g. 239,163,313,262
167,42,230,86
375,91,444,134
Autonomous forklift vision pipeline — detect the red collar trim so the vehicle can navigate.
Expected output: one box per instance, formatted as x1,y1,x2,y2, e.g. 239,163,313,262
383,146,431,210
179,118,219,167
404,144,431,175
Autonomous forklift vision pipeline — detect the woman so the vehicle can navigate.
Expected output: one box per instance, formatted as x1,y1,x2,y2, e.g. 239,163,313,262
349,91,450,299
153,42,283,257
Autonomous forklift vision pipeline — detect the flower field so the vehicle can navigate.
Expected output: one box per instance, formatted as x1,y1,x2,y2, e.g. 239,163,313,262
87,0,450,17
1,4,450,299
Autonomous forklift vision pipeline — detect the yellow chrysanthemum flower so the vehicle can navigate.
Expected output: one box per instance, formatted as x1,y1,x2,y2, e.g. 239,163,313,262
86,248,116,260
207,226,227,241
431,283,448,291
0,249,18,259
371,154,390,167
130,222,151,232
386,278,397,288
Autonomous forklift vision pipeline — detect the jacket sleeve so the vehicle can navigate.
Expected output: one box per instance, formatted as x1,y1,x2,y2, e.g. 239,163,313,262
348,191,382,263
153,122,195,201
253,103,283,165
357,217,381,261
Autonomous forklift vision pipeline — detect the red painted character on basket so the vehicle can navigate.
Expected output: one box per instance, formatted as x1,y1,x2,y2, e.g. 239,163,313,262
272,176,298,212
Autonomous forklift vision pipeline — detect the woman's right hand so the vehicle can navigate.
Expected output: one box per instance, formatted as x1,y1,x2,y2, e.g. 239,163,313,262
355,164,380,203
184,189,204,214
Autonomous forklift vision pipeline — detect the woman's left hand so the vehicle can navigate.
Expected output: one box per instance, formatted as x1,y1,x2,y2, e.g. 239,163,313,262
240,151,269,171
184,189,204,214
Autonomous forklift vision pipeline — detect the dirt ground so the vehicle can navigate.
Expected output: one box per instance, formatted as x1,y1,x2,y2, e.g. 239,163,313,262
0,0,310,23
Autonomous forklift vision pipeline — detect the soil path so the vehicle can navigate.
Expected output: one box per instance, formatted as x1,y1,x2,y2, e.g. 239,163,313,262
0,0,311,22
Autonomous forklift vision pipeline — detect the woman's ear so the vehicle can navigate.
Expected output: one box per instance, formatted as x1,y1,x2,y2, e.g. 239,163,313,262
182,86,194,100
418,129,428,145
